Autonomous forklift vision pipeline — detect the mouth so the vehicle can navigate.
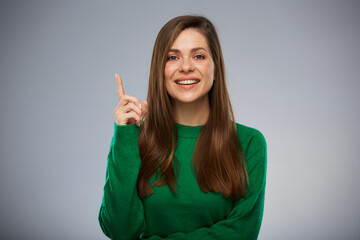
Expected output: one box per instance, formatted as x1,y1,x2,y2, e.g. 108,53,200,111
175,79,201,85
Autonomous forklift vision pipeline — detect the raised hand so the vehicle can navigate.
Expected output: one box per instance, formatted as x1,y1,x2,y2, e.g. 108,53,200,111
113,73,147,126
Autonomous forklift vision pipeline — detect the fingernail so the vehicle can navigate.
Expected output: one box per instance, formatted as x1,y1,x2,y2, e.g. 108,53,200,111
139,104,142,110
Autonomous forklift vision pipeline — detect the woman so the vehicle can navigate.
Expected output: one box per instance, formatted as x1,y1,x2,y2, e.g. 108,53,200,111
99,15,267,240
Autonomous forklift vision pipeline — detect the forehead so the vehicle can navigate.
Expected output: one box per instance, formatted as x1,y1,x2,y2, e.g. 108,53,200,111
170,28,209,51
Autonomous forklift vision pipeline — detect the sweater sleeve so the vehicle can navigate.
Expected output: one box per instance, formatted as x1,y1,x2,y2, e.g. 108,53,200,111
98,123,146,240
141,130,267,240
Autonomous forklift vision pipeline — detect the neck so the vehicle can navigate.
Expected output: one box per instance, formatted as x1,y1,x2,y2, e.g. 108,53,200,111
172,97,210,126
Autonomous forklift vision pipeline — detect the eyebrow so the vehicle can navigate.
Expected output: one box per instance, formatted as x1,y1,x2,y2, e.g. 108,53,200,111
168,47,209,54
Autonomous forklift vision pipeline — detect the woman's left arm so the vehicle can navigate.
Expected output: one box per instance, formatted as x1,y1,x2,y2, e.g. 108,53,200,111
142,130,267,240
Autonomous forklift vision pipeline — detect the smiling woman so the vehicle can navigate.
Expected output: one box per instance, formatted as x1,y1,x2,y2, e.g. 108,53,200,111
98,15,267,240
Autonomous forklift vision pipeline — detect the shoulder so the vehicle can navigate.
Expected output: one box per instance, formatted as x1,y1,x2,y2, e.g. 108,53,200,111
235,122,266,155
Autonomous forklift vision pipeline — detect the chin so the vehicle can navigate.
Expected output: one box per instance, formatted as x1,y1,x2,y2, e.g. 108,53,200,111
173,94,207,105
173,98,195,104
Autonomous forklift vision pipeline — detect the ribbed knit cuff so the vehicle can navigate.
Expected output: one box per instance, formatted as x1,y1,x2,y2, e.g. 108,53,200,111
113,122,139,144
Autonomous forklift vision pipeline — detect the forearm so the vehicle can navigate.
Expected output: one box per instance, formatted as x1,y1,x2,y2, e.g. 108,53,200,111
99,124,145,240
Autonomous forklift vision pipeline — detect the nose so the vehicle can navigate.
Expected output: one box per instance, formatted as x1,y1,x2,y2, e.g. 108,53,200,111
179,58,194,72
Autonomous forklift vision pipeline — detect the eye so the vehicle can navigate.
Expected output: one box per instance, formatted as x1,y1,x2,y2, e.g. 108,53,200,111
168,56,178,61
194,54,205,60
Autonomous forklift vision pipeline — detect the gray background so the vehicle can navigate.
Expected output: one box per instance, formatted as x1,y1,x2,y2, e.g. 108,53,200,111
1,0,359,239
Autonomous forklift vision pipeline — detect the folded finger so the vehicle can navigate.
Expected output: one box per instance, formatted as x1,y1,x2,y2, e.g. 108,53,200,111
119,94,141,107
123,102,142,116
126,112,141,126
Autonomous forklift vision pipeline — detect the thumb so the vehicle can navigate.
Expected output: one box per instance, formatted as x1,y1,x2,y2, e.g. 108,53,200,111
141,100,148,118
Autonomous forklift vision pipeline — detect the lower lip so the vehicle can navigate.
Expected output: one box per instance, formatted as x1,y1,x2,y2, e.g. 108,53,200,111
175,81,200,90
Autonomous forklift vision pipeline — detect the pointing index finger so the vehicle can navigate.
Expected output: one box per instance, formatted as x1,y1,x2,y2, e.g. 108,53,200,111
115,73,125,102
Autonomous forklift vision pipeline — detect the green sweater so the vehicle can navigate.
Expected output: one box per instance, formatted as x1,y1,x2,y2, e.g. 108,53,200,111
98,122,267,240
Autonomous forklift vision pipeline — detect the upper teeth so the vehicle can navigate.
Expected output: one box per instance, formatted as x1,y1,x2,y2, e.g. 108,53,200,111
177,80,198,85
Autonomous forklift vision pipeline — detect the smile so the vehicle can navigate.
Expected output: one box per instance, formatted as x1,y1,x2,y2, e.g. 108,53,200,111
175,79,200,85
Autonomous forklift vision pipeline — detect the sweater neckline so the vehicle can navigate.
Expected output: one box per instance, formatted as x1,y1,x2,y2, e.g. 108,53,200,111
176,122,204,138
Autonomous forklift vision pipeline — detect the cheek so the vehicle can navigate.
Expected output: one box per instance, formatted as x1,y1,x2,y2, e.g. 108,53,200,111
164,63,176,80
164,65,172,92
164,65,170,79
164,68,173,93
204,62,215,81
205,63,215,91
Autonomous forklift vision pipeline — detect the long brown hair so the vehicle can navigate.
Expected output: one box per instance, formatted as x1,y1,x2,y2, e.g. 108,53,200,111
137,15,249,199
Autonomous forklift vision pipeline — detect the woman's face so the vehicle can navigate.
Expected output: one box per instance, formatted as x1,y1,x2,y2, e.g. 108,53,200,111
165,28,215,106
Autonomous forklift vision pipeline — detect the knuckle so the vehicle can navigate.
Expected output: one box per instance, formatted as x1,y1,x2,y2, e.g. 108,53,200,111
132,112,140,120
